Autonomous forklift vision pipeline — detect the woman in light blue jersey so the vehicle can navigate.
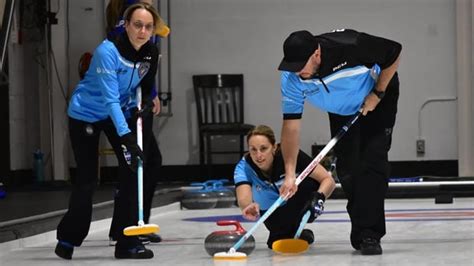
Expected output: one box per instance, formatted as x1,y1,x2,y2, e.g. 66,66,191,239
234,125,335,249
55,3,164,260
105,0,169,246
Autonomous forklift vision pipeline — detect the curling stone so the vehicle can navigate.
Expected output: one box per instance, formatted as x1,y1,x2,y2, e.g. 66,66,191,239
204,220,256,256
208,178,231,185
181,182,218,209
211,181,236,208
208,179,238,208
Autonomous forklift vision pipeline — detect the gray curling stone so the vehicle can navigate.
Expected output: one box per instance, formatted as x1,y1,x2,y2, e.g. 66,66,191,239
181,182,218,209
204,220,256,256
211,181,236,208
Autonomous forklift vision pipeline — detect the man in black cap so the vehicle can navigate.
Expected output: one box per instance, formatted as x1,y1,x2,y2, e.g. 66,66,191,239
278,29,401,255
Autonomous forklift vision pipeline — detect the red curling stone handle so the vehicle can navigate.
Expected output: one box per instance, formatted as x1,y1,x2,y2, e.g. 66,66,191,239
216,220,245,233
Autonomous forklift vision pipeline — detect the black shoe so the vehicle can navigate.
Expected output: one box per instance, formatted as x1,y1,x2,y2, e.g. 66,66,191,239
351,237,361,250
350,230,361,250
54,241,74,260
360,237,382,255
137,235,151,245
115,245,154,259
143,233,162,243
299,229,314,245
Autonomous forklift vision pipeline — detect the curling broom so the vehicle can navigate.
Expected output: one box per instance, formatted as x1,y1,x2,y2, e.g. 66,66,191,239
123,87,160,236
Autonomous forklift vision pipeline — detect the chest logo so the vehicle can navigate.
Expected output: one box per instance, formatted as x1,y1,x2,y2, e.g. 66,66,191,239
138,62,151,78
333,61,347,72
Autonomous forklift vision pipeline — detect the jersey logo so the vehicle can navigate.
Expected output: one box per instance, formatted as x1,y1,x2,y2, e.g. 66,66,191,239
333,61,347,71
96,67,114,74
303,87,320,97
116,68,127,75
138,62,151,78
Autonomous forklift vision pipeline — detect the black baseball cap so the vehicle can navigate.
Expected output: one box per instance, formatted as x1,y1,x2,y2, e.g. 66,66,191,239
278,30,319,72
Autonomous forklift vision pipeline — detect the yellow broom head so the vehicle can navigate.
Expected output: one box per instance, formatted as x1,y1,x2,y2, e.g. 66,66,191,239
155,24,170,37
123,224,160,236
155,15,170,37
271,239,309,255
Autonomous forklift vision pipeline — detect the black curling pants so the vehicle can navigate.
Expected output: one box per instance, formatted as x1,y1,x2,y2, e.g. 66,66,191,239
328,74,399,249
57,117,140,249
109,111,162,239
262,177,320,248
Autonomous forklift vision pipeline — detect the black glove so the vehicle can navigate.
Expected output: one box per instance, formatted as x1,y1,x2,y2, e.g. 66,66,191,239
304,191,326,223
135,98,154,119
120,132,145,172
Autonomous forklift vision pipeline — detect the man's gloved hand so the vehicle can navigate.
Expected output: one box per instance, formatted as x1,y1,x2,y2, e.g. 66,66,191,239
304,191,326,223
135,98,154,119
120,132,144,172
